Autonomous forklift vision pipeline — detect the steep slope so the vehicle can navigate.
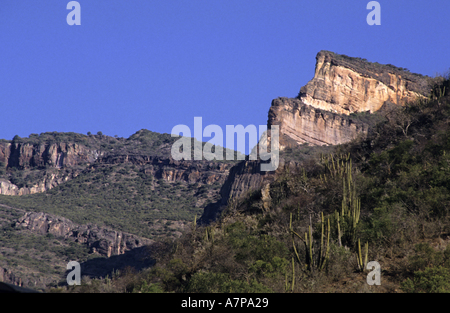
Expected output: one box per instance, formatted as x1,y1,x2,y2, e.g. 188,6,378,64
83,75,450,294
0,130,241,290
200,51,427,223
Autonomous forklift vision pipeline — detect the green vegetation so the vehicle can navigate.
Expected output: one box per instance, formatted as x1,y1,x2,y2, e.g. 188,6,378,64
52,74,450,293
0,163,215,239
3,74,450,293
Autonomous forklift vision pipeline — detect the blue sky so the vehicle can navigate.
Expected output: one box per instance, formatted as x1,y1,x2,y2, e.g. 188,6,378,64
0,1,449,153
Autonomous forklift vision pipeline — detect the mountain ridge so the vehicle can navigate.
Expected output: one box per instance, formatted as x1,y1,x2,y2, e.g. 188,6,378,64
1,50,448,292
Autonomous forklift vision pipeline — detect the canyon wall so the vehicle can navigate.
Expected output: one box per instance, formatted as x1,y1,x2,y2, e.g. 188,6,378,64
0,140,236,195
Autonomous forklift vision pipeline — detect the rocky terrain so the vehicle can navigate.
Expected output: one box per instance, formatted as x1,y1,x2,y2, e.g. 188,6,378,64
15,211,153,257
1,50,440,292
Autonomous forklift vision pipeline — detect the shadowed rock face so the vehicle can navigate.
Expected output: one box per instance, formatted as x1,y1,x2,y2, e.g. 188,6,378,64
0,172,79,196
0,142,103,170
268,50,429,148
98,155,235,185
199,160,270,224
15,211,153,258
0,141,102,195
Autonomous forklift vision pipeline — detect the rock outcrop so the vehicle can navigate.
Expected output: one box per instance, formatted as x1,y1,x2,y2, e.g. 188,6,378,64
0,172,79,196
268,97,370,147
0,139,105,196
0,142,104,170
15,212,153,258
268,50,430,148
200,51,432,223
0,131,240,196
199,160,270,224
98,154,235,185
0,267,23,287
299,50,428,115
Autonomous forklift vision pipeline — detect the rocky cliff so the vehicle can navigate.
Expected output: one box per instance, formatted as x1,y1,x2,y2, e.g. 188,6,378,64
0,141,104,169
15,211,153,258
268,50,430,148
98,154,234,185
0,172,80,196
0,138,105,195
199,157,302,224
200,51,432,223
268,97,370,146
0,132,237,196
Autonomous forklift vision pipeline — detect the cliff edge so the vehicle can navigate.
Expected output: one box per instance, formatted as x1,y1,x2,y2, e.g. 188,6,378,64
268,50,430,148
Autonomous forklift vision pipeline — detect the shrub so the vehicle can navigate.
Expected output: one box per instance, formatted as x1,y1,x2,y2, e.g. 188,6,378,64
406,242,450,271
133,281,165,293
401,266,450,293
186,272,272,293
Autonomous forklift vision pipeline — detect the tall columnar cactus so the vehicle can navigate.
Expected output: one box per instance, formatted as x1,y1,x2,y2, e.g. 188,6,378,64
291,257,295,292
319,215,331,271
204,226,214,242
192,214,197,232
335,210,342,247
290,212,331,272
335,158,361,247
321,153,350,179
290,213,302,264
356,239,369,272
304,225,313,270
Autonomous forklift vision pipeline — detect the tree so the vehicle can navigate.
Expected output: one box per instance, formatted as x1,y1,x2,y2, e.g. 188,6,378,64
97,131,103,136
87,132,92,136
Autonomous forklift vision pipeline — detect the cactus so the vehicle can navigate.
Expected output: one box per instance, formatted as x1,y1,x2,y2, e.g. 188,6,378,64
364,241,368,270
304,225,313,270
335,160,361,247
291,257,295,292
204,226,214,242
356,239,369,272
192,214,197,233
319,217,331,271
335,210,342,247
290,213,302,264
290,212,330,272
321,153,351,179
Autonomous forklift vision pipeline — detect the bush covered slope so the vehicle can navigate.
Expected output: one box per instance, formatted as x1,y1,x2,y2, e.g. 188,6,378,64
56,75,450,293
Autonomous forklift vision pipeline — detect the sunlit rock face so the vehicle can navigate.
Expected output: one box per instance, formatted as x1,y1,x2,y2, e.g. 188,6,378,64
268,50,429,148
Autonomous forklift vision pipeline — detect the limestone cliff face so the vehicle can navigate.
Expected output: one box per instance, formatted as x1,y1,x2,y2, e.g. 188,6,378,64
269,97,369,147
268,50,429,147
299,51,427,115
0,141,103,169
0,137,236,195
0,141,102,196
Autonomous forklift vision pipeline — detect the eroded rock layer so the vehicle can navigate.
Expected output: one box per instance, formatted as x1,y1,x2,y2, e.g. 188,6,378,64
268,50,429,147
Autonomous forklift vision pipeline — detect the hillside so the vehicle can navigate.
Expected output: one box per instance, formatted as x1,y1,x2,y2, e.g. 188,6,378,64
1,51,449,293
0,130,243,290
52,71,450,293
